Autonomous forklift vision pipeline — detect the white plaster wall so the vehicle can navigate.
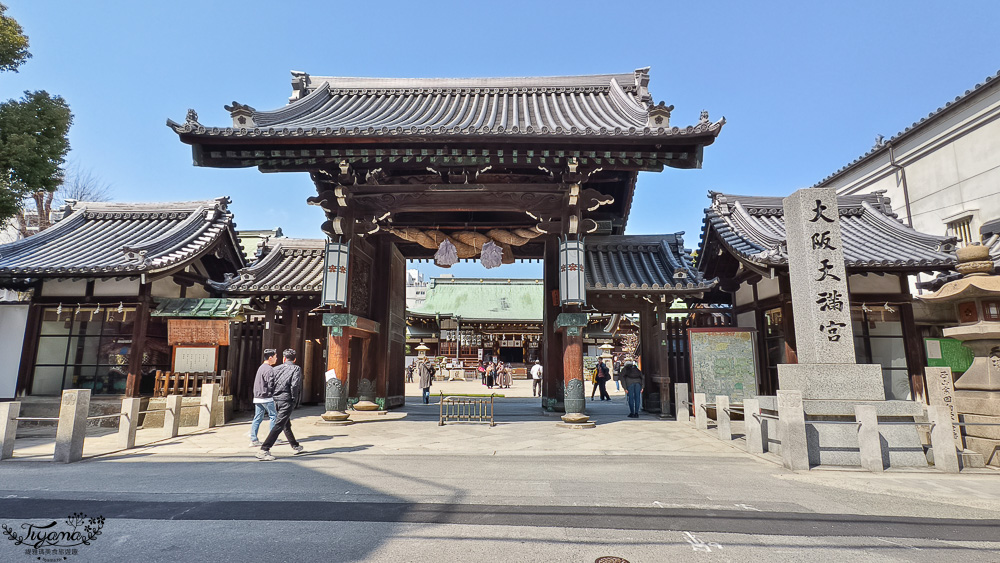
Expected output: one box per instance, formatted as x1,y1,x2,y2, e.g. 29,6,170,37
848,273,902,294
93,278,140,297
734,282,754,306
0,304,28,398
40,279,88,297
756,276,780,300
186,284,210,298
150,277,181,299
737,311,756,329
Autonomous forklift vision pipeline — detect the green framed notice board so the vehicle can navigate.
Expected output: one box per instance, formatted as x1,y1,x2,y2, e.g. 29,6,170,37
688,328,759,402
924,338,974,373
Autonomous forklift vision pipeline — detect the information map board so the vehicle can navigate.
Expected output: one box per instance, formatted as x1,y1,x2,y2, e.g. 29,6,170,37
688,328,758,402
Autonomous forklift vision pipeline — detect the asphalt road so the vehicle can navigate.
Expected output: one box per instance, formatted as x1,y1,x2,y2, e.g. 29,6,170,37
2,451,999,563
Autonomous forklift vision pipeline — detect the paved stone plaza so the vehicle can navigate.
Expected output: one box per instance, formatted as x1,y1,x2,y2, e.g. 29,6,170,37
2,382,999,562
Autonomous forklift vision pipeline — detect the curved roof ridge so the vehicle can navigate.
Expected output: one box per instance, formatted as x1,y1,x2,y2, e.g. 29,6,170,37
303,72,640,92
121,203,215,254
255,82,332,127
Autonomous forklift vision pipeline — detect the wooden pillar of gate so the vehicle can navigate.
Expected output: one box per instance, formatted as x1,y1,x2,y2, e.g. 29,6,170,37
125,282,152,398
556,313,592,427
541,237,562,411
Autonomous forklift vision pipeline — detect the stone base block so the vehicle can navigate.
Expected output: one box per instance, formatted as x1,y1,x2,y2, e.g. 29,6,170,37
960,449,986,468
954,391,1000,417
354,401,379,411
321,411,351,422
561,413,590,424
963,436,1000,466
778,363,886,401
316,419,355,426
756,397,923,417
960,413,1000,440
557,421,596,429
803,400,924,417
804,419,926,467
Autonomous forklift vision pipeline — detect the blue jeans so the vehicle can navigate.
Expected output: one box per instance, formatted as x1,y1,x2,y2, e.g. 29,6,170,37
423,387,431,404
250,401,277,440
627,383,642,415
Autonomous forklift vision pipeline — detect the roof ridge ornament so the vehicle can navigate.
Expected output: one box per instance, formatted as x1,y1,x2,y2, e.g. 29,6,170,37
224,101,256,128
290,70,311,102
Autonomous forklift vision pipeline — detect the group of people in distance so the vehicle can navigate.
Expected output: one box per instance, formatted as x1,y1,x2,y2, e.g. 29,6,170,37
589,355,646,418
478,359,512,389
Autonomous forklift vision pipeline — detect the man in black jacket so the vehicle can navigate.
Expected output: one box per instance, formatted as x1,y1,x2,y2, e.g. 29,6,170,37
256,349,305,461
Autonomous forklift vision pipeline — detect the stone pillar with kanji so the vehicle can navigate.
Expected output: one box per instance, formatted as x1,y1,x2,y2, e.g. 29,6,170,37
776,187,926,468
777,187,885,400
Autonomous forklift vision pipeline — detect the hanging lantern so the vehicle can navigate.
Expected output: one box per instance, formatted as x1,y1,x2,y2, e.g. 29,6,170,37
559,237,587,305
322,239,350,307
480,240,503,269
435,238,458,267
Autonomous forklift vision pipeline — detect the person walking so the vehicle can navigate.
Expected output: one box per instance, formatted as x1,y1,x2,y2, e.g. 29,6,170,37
590,363,601,400
406,361,415,383
619,357,644,418
596,361,612,401
530,360,543,397
418,359,434,404
249,349,278,447
256,349,305,460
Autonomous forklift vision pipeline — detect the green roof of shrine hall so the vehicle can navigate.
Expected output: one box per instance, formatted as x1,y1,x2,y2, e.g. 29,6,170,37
409,278,543,322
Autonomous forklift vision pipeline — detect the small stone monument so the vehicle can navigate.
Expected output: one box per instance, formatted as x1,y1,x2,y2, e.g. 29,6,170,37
774,187,925,467
920,242,1000,466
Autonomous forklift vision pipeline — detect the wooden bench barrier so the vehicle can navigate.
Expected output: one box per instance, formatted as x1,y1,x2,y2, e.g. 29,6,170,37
154,370,231,397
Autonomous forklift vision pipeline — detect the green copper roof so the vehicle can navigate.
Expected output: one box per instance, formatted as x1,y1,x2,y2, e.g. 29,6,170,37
410,278,543,322
151,297,252,318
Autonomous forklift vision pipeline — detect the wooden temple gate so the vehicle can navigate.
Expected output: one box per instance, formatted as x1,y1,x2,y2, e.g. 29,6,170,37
171,68,724,419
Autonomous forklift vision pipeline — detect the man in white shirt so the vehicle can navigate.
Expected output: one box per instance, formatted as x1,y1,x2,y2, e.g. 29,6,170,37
530,360,543,397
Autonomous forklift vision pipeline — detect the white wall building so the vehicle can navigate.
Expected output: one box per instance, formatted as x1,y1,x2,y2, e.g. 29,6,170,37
819,69,1000,289
405,268,427,310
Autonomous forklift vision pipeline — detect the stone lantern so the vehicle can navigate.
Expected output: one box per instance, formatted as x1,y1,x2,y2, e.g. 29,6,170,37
598,342,615,369
922,244,1000,392
415,343,430,359
921,243,1000,466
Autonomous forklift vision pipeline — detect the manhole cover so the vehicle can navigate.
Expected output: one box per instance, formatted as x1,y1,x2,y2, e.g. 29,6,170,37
595,558,630,563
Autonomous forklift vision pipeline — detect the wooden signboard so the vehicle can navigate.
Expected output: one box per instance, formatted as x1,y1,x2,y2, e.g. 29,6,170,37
172,345,218,373
688,328,759,402
168,319,230,346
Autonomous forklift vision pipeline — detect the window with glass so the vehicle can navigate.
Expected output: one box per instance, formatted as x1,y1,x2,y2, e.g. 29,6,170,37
762,307,786,390
852,306,910,400
31,306,169,395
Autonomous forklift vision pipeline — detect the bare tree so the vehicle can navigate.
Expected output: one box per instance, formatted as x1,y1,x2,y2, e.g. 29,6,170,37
14,163,112,237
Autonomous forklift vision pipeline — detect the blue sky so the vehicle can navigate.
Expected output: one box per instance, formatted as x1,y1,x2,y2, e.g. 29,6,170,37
3,1,999,279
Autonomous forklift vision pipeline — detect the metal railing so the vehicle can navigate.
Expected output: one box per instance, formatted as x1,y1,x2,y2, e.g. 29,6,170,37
439,393,496,427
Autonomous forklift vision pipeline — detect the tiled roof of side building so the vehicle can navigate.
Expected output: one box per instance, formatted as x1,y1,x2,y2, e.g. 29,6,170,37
698,191,958,273
585,235,716,294
409,278,543,322
209,238,324,294
168,68,725,141
0,197,240,280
